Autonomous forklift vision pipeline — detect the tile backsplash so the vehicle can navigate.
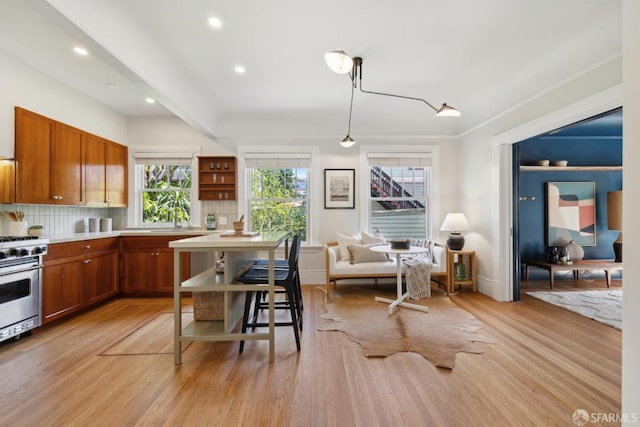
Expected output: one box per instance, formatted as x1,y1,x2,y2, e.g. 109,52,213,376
0,204,126,236
0,201,237,236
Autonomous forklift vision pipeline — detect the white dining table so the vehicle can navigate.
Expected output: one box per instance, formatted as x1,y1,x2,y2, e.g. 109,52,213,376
369,245,430,314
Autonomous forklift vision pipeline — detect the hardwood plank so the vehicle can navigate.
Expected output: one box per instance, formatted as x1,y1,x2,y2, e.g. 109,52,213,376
0,287,621,426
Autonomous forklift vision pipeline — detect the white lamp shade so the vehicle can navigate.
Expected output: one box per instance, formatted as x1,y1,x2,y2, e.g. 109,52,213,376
340,135,355,148
324,51,353,74
440,213,471,232
607,190,622,231
435,103,462,117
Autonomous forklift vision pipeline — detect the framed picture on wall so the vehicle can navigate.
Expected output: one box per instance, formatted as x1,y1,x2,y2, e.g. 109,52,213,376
546,181,596,246
324,169,355,209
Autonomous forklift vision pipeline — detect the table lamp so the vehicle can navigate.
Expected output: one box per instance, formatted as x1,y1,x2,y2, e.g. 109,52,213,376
440,213,471,251
607,190,622,262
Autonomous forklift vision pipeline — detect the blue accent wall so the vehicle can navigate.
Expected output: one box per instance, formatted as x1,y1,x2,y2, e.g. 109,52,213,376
517,137,622,280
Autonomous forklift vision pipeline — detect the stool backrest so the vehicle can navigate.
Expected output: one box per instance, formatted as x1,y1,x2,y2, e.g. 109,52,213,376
287,231,302,280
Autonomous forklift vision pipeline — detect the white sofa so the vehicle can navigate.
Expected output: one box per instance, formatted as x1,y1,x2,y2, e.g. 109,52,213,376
324,241,449,299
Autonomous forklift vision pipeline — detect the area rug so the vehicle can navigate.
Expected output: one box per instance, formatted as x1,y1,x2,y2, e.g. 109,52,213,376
101,312,192,355
317,287,492,369
526,289,622,330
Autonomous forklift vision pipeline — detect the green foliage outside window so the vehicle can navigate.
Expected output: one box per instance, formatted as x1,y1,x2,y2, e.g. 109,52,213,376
249,168,307,240
141,164,192,224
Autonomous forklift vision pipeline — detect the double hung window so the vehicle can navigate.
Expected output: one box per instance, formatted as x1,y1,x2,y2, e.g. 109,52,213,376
360,147,439,240
129,146,200,228
239,147,319,244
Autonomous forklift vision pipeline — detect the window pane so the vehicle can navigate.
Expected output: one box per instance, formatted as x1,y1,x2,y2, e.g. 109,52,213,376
369,165,427,240
250,200,307,241
139,163,192,225
248,167,308,240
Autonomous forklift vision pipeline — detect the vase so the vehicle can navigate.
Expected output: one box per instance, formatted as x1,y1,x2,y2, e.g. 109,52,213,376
564,240,584,261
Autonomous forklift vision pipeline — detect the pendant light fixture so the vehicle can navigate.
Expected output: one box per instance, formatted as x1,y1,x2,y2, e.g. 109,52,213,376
340,79,356,148
326,51,461,121
324,51,354,74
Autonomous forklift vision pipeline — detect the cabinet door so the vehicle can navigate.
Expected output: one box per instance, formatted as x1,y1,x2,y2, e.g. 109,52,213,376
42,260,84,324
14,107,54,204
121,249,156,293
154,249,190,292
106,141,128,207
84,133,107,207
85,251,118,304
53,122,84,205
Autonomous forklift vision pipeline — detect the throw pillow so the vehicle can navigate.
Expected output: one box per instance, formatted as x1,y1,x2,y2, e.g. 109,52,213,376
348,244,390,264
337,232,362,260
361,230,385,245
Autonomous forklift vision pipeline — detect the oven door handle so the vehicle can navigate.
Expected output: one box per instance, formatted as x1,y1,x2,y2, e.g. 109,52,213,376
0,263,42,277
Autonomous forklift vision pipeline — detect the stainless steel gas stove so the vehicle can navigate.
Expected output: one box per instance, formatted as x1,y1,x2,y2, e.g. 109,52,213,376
0,235,49,342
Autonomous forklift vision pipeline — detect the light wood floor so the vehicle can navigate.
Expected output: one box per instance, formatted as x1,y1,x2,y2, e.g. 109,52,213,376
0,285,621,427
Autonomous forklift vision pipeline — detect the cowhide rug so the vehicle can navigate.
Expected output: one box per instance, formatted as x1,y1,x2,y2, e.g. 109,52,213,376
318,286,492,369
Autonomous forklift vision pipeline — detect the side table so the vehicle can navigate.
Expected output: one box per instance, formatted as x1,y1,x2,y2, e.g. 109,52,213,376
448,250,476,294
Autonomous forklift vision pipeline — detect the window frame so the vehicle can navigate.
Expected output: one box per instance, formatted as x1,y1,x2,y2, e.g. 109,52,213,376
127,145,201,228
237,145,319,245
359,145,440,240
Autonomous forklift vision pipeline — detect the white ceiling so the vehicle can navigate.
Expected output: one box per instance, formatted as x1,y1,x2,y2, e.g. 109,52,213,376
0,0,622,141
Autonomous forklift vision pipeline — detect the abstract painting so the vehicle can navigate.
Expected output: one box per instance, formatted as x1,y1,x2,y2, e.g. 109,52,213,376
546,182,596,246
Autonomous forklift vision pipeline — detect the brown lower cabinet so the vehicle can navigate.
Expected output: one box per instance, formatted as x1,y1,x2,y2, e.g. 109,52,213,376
42,238,119,324
119,236,191,295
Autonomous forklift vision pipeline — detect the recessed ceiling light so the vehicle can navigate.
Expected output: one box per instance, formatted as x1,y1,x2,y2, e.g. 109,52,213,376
145,97,156,104
73,46,88,56
208,17,222,28
234,65,246,74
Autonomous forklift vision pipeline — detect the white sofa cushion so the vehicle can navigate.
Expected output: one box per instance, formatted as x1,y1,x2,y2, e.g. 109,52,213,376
348,244,390,264
361,230,386,245
336,232,362,260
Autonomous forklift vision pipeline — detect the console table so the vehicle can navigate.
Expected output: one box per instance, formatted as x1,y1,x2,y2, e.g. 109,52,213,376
524,259,623,288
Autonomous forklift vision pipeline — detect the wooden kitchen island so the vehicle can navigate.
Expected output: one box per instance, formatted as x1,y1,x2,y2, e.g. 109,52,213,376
524,259,623,288
170,231,288,363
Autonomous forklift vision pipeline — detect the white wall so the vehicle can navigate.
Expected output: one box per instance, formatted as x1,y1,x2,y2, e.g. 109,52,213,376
127,124,459,284
0,50,127,157
457,55,622,301
0,49,129,236
622,0,640,418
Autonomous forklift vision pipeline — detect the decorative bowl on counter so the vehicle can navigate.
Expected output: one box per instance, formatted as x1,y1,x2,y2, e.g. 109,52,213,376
232,221,245,235
389,239,410,250
28,225,44,237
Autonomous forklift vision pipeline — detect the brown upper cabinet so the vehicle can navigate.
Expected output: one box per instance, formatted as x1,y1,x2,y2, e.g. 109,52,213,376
85,133,128,207
14,107,127,206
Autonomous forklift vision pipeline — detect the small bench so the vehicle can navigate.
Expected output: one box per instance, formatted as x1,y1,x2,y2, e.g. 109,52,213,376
325,241,449,299
524,259,623,288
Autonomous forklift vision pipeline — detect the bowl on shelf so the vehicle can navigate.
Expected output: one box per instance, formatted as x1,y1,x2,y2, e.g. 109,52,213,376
550,160,568,167
532,160,550,166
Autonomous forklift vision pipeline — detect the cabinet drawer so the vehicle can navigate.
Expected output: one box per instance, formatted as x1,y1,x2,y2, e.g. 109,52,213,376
45,238,118,260
120,235,194,249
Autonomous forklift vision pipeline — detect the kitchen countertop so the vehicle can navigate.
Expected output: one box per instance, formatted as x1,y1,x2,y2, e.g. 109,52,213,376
46,229,222,244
